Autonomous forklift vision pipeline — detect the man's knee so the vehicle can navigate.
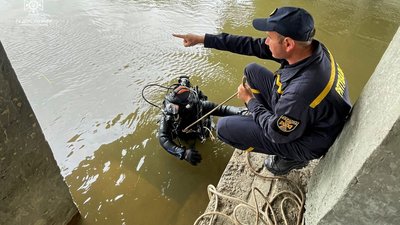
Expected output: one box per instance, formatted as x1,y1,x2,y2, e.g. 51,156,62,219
216,116,243,145
244,63,262,79
216,117,249,150
216,117,229,140
243,63,274,88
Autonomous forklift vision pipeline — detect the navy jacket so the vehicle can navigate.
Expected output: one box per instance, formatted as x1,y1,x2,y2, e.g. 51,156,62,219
205,33,352,157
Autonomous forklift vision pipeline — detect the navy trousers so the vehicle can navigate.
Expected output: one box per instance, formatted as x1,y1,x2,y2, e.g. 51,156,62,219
216,63,312,161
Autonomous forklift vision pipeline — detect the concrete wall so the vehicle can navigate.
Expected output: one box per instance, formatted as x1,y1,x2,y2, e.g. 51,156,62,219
305,27,400,225
0,42,78,225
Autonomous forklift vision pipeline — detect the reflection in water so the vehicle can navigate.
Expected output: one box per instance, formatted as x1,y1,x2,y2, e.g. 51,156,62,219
0,0,399,224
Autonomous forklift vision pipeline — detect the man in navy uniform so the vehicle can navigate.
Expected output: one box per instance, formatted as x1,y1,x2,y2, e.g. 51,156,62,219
173,7,352,175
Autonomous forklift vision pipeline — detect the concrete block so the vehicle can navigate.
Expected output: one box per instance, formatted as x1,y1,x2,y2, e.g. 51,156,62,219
0,42,78,225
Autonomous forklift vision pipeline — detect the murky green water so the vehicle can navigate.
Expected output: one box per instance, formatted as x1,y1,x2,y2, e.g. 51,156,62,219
0,0,399,224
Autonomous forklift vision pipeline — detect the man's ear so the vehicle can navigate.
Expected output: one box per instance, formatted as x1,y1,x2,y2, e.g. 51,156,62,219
284,37,295,52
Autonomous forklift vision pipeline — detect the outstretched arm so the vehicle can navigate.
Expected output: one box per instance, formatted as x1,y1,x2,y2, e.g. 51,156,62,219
173,32,278,61
204,33,277,60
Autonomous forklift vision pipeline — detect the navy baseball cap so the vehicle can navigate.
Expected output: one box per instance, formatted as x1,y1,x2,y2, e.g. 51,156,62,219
253,7,315,41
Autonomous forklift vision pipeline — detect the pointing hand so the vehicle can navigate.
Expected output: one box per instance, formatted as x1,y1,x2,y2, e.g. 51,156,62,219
172,33,205,47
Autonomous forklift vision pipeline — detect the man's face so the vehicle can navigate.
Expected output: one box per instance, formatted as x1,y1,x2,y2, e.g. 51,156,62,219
265,31,286,59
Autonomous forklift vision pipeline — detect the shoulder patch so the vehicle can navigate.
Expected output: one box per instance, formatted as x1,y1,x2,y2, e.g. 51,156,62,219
277,115,300,133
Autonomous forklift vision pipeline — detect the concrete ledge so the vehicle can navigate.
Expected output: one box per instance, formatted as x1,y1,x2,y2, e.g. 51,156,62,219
199,150,314,225
199,150,272,224
305,27,400,225
0,42,78,225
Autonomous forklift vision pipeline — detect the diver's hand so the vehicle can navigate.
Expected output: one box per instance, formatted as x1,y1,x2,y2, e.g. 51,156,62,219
184,148,202,165
172,33,205,47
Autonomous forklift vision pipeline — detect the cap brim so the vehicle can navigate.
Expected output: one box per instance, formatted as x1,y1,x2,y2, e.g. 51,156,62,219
252,18,273,31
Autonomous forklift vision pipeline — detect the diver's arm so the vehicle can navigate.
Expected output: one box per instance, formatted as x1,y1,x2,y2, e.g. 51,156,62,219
202,101,242,116
158,115,186,159
158,115,202,165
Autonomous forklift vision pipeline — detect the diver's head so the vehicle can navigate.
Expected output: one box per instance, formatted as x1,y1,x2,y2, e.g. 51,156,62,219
167,85,191,105
165,85,199,113
178,76,191,88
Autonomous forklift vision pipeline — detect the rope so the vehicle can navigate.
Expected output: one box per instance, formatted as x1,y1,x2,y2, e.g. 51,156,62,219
183,91,238,133
194,152,305,225
203,126,216,141
183,76,247,133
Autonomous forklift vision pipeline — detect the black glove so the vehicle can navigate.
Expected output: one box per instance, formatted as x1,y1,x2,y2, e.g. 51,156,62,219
239,108,251,116
184,148,202,166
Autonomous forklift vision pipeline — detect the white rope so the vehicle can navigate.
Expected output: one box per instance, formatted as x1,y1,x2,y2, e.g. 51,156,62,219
193,152,305,225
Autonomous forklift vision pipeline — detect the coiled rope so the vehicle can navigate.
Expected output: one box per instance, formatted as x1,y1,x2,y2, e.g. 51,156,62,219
194,152,305,225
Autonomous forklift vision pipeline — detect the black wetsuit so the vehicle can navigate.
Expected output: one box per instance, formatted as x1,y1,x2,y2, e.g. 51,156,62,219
158,99,242,160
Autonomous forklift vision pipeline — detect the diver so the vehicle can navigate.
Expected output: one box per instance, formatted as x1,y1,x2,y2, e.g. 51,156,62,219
154,76,245,166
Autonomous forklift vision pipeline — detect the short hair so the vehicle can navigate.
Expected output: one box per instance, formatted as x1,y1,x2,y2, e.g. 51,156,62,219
296,28,315,47
278,29,315,47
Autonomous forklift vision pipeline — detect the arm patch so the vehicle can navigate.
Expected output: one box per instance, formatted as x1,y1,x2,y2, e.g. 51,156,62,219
276,115,300,133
